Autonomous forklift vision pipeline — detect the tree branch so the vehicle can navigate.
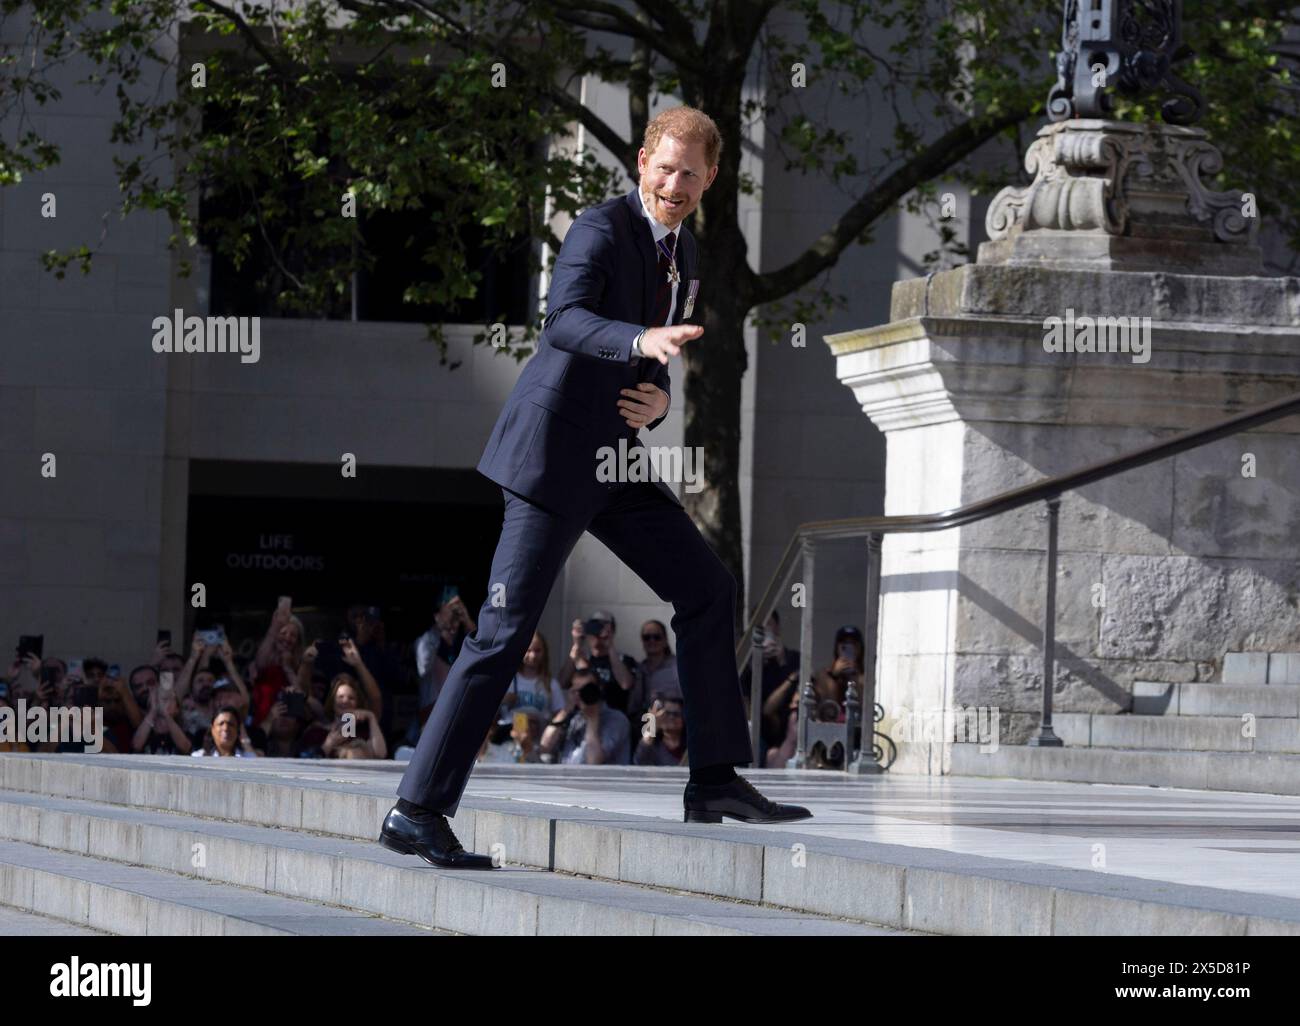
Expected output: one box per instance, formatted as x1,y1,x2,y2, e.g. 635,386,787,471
193,0,287,74
750,105,1034,305
389,0,639,176
631,0,702,42
547,1,705,73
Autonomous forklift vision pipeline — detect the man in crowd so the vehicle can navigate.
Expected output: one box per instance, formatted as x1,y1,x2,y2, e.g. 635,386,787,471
541,665,630,765
559,610,639,725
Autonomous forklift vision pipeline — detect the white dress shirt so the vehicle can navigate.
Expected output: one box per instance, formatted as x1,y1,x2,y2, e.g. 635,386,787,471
638,189,679,329
629,192,676,421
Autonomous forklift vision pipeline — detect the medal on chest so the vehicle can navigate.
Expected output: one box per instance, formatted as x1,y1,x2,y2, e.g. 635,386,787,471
657,236,680,285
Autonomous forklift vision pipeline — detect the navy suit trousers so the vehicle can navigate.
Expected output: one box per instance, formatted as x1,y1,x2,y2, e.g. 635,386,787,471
397,481,754,815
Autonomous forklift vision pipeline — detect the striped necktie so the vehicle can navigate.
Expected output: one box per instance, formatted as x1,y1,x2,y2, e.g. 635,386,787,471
650,231,677,327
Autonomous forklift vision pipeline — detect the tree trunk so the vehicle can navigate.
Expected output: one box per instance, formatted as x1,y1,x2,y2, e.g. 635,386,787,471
682,214,751,632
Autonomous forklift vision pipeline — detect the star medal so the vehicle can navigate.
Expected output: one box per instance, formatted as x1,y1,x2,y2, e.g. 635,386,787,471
657,236,680,284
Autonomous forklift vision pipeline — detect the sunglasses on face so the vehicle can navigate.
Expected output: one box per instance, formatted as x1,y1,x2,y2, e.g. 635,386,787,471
642,634,664,642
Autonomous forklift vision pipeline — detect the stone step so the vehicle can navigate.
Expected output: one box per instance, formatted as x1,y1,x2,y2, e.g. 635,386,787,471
4,753,1300,935
0,790,901,937
0,904,107,936
950,742,1300,797
1131,682,1300,718
1222,652,1300,686
1053,712,1300,753
0,836,441,936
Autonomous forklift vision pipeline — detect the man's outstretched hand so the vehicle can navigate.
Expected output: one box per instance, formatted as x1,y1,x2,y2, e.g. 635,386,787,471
618,382,669,430
639,323,701,365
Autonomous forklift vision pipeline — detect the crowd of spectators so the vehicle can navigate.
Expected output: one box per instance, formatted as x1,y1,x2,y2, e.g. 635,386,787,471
2,599,866,769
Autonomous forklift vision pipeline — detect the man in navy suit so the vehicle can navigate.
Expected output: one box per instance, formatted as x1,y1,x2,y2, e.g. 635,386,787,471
381,107,811,870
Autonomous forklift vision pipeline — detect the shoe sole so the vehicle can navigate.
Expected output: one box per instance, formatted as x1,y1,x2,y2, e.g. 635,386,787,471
377,831,497,869
683,809,814,824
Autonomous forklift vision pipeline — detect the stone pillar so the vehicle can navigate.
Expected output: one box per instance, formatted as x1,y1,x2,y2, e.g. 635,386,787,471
826,118,1300,775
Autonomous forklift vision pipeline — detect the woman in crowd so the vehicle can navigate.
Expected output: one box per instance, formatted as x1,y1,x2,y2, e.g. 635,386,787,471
319,673,387,760
249,603,306,726
500,631,562,720
132,687,193,755
192,707,257,757
637,620,680,701
259,681,312,758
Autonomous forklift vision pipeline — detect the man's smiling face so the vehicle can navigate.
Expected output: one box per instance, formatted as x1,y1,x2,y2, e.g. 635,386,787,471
637,134,717,229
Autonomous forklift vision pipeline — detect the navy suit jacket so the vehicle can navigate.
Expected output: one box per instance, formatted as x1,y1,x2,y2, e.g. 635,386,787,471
477,186,698,517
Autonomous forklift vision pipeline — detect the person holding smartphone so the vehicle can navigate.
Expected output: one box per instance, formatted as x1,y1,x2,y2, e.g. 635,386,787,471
813,625,866,713
412,594,475,728
318,674,386,760
132,684,193,755
806,625,867,769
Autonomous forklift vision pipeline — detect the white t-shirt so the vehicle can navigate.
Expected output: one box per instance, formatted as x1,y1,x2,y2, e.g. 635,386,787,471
502,673,561,719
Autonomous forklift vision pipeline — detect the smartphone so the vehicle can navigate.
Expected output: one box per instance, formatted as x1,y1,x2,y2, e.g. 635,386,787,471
512,711,531,733
440,585,459,605
277,596,292,613
40,665,60,685
17,635,43,659
583,619,606,638
67,658,84,679
282,692,306,719
837,642,855,661
108,663,120,679
160,672,174,695
73,684,98,708
157,629,172,647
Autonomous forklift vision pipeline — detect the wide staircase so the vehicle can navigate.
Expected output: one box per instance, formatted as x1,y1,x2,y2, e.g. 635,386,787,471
0,753,917,937
953,651,1300,795
743,391,1300,794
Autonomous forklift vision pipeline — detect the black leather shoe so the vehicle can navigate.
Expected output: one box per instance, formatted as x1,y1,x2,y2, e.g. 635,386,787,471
378,805,497,869
683,776,813,824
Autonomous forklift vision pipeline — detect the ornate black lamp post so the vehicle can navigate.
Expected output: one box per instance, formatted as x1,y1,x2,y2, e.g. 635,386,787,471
1047,0,1204,124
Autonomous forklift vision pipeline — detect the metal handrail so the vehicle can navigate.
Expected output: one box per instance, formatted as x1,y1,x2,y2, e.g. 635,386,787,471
738,389,1300,772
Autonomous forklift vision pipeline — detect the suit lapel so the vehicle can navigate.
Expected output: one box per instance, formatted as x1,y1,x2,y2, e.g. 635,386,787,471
624,187,698,326
624,188,658,325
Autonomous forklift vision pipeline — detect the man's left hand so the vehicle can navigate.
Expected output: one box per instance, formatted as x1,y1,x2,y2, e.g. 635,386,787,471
617,383,668,429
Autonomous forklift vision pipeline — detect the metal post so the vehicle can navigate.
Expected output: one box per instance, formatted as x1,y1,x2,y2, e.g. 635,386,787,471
1028,496,1064,747
794,537,815,768
748,619,764,765
850,531,884,773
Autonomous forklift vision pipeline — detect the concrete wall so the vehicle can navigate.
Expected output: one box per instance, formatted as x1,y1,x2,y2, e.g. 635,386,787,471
0,11,177,663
